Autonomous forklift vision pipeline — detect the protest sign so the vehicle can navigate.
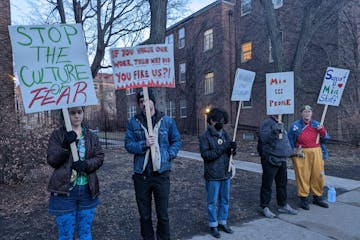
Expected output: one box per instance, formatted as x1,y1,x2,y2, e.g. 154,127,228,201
228,68,256,173
8,24,98,113
266,71,294,115
110,44,175,89
231,68,255,101
317,67,350,106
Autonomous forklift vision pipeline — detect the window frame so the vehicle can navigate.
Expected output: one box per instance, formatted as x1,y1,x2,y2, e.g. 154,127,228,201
127,105,137,120
179,62,186,84
178,28,185,49
241,0,252,16
204,28,213,51
180,100,187,118
166,100,176,118
204,72,214,95
241,41,252,63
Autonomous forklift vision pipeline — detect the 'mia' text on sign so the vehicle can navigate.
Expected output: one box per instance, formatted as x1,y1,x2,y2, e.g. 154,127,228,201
317,67,350,106
110,44,175,89
266,72,294,115
9,24,98,113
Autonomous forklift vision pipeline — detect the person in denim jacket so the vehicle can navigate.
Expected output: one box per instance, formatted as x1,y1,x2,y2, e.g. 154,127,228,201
199,108,237,238
288,105,330,210
125,89,181,240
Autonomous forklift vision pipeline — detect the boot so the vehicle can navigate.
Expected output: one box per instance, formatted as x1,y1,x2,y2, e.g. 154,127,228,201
313,195,329,208
210,227,220,238
299,197,310,210
218,224,234,234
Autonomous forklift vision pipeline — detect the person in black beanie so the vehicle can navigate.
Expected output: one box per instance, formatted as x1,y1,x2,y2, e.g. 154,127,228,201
125,88,181,240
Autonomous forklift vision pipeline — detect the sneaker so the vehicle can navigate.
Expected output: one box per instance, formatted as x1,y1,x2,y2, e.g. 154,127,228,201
313,196,329,208
210,227,221,238
262,207,276,218
299,197,310,210
278,204,298,215
218,224,234,234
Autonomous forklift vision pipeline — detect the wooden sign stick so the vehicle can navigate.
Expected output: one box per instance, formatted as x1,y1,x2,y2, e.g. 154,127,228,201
142,87,158,171
62,108,79,162
278,114,283,139
228,101,242,172
316,104,328,144
62,108,79,182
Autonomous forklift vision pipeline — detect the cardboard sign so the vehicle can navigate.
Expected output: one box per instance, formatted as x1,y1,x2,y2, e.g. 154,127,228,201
266,71,294,115
231,68,255,101
317,67,350,106
8,24,98,113
110,44,175,89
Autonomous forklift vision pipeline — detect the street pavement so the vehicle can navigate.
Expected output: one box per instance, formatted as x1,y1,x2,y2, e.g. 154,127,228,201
177,150,360,240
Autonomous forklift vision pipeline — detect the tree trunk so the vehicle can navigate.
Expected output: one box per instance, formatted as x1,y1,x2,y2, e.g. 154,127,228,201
147,0,168,44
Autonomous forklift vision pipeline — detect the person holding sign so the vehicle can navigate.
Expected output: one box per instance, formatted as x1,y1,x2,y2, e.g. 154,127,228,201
199,108,237,238
125,89,181,240
288,105,330,210
47,107,104,239
258,115,298,218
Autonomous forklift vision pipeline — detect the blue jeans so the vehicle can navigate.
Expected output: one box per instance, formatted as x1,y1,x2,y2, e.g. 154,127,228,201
205,179,231,227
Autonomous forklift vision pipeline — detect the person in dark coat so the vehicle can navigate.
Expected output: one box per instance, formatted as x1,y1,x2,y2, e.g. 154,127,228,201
199,108,237,238
47,106,104,239
258,115,298,218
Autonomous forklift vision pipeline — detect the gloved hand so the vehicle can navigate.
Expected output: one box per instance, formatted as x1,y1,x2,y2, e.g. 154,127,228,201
72,160,88,173
227,141,237,155
273,123,284,134
62,131,77,150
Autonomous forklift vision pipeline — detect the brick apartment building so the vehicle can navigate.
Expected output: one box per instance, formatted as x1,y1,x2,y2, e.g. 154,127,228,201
115,0,359,144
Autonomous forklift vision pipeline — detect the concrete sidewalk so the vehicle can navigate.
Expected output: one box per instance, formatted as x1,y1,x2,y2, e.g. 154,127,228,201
186,188,360,240
176,150,360,240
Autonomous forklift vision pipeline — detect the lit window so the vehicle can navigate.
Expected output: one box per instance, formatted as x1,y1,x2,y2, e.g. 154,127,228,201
127,105,136,119
241,42,252,62
179,63,186,83
166,101,176,118
126,88,135,95
272,0,283,9
241,0,251,16
180,100,187,118
205,72,214,95
242,99,252,108
165,34,174,45
178,28,185,49
204,29,213,51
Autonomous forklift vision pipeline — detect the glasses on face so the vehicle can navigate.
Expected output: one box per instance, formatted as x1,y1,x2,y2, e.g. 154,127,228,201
69,110,83,115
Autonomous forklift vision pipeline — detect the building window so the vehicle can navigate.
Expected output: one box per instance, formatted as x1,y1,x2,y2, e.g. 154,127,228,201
178,28,185,49
179,63,186,83
205,72,214,95
204,29,213,51
166,101,176,118
126,88,135,95
241,0,251,16
127,105,136,119
272,0,283,9
242,99,252,108
241,42,252,62
165,34,174,45
180,100,187,118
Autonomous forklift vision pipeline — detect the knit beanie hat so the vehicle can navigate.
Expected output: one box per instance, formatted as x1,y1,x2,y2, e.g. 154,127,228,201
136,89,156,104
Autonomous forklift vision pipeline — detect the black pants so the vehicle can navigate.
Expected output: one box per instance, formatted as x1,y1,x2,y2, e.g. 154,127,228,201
260,155,287,208
133,171,170,240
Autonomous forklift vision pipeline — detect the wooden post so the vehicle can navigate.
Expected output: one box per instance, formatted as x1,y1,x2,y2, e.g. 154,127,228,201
62,108,78,182
142,87,158,171
316,104,328,144
278,114,283,139
228,101,242,172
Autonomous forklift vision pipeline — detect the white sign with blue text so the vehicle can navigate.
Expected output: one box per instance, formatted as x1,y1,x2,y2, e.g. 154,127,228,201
317,67,350,106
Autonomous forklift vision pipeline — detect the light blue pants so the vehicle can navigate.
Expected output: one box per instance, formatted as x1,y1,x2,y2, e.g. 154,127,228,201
55,208,95,240
206,179,230,227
